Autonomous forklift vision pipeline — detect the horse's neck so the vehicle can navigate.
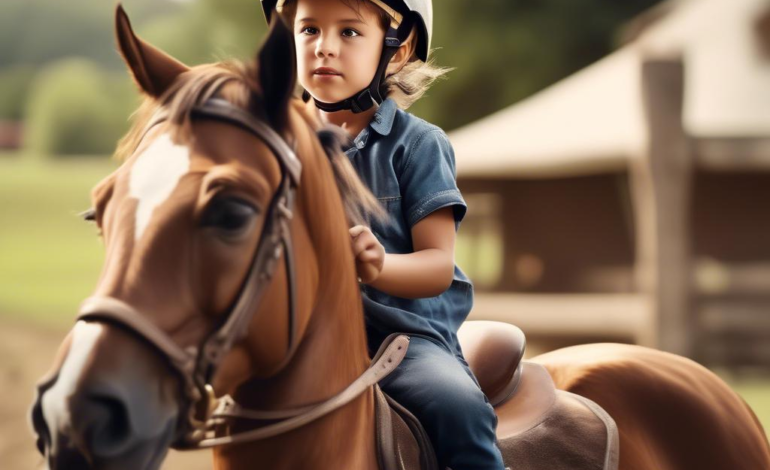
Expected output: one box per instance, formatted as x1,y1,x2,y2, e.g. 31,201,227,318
211,124,381,468
214,259,378,469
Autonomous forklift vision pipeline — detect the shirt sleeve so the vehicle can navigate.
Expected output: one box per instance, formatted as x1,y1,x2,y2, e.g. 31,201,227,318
399,129,467,230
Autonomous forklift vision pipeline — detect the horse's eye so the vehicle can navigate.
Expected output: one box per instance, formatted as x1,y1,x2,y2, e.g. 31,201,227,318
201,197,258,234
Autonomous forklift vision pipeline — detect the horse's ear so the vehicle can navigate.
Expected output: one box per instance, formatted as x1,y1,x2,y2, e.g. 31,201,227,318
115,3,188,97
255,13,296,129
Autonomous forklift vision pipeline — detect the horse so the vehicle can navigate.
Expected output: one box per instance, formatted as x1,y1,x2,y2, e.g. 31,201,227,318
30,4,770,470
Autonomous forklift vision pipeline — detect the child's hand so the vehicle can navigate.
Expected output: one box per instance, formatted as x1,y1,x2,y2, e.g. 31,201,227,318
349,225,385,284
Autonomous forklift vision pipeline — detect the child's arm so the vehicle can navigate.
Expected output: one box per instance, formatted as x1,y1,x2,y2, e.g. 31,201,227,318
350,206,455,299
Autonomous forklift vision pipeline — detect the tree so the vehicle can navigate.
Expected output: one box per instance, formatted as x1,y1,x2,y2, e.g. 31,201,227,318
24,58,138,156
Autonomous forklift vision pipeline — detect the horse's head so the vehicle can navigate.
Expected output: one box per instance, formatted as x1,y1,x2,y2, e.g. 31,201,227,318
31,5,382,469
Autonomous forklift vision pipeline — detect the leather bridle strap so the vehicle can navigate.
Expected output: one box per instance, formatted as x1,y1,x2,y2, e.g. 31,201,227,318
190,99,301,184
191,98,303,390
78,296,200,398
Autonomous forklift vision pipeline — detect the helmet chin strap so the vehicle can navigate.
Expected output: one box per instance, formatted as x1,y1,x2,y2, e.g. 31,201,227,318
305,18,414,114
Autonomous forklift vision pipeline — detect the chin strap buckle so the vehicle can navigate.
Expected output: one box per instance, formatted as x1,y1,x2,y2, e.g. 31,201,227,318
350,90,376,113
384,37,401,48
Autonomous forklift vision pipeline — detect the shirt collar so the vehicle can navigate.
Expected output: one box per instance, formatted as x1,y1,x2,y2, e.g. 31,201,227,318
370,98,397,136
347,98,397,152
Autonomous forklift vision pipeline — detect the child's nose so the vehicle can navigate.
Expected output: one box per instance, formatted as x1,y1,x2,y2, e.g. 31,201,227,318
315,34,339,58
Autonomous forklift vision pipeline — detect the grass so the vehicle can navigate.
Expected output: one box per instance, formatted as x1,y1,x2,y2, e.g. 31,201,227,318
0,153,117,327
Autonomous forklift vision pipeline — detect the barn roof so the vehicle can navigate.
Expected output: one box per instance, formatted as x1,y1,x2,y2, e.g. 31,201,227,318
450,0,770,179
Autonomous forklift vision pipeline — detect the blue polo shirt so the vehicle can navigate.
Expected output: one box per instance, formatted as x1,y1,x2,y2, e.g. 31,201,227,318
344,97,474,356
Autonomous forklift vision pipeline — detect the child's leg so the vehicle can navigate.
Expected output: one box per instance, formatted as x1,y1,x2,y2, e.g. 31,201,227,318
379,336,506,470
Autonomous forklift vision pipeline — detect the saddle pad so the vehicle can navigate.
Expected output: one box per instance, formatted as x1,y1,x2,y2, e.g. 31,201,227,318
497,389,619,470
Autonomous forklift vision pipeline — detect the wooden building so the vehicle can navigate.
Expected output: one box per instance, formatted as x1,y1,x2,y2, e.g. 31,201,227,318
450,0,770,368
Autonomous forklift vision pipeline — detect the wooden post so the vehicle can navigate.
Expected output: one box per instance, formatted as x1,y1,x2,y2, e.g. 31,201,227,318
631,58,693,355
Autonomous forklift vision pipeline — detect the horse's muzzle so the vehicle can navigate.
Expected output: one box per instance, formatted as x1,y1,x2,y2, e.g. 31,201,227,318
29,321,182,470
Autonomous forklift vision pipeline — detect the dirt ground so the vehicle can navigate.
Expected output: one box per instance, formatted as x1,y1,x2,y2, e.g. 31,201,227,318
0,318,213,470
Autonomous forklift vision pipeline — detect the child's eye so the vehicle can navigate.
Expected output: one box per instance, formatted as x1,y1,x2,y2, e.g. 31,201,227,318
342,28,360,38
300,26,318,35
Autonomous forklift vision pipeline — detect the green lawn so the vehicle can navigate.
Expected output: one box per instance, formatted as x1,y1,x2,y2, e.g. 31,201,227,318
0,153,117,327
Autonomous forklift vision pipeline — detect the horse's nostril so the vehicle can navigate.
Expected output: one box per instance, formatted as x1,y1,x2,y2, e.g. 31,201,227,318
31,375,58,456
50,438,92,470
31,398,51,455
79,394,132,457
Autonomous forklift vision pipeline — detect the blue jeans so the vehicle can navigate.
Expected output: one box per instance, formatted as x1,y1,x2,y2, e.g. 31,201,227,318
379,336,506,470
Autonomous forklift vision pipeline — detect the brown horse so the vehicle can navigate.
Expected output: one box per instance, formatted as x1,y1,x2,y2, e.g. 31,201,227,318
31,5,770,470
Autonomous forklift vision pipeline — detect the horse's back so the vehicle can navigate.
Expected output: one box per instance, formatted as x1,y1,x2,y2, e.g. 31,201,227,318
532,343,770,470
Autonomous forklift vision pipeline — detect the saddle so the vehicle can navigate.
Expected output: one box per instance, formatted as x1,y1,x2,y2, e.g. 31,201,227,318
372,321,619,470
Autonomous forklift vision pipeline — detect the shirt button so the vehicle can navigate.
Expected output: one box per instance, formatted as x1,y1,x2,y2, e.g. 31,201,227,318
374,115,382,124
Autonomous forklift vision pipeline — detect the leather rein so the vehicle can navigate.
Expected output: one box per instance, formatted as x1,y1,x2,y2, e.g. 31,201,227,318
76,97,409,448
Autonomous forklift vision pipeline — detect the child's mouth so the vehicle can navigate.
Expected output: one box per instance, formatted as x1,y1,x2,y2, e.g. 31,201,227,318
314,67,342,76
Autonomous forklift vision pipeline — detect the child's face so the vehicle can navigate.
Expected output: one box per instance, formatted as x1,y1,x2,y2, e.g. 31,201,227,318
294,0,386,104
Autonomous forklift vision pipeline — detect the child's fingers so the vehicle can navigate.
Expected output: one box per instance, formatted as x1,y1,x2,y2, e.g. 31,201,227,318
351,229,377,252
352,233,375,256
358,249,381,263
349,225,368,238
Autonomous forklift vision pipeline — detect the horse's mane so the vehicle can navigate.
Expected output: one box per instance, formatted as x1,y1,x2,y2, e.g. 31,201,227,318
310,122,387,227
114,59,385,228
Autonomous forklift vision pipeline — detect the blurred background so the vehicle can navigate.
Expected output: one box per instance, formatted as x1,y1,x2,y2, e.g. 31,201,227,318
0,0,767,468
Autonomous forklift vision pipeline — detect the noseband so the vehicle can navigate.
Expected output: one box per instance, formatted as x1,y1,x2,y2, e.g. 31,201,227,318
76,98,409,448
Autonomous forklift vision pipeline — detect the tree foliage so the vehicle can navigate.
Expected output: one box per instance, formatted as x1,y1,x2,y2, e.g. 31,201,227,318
24,58,138,156
0,0,181,70
0,65,37,120
2,0,665,154
412,0,663,130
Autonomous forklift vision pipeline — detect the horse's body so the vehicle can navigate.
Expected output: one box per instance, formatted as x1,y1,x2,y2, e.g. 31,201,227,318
30,5,769,470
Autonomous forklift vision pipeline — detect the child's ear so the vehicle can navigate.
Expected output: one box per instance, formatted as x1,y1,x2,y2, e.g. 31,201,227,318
114,3,189,97
253,13,297,130
386,27,417,76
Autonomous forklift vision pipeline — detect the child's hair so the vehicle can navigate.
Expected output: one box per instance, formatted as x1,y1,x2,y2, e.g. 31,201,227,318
279,0,452,109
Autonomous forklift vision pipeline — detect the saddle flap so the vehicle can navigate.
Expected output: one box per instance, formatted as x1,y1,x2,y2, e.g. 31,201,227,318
374,385,439,470
493,362,620,470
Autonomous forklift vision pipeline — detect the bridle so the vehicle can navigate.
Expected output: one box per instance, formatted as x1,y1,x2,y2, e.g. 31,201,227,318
76,97,409,448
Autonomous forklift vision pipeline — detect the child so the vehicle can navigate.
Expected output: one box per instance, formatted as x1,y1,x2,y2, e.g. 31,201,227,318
263,0,507,468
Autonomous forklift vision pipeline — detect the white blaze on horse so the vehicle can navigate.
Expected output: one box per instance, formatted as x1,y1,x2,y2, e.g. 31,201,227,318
30,4,770,470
